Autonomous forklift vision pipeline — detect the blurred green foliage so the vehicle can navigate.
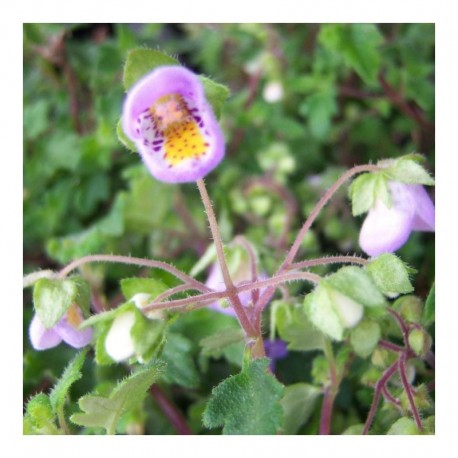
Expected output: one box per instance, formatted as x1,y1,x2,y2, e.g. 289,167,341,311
23,23,434,435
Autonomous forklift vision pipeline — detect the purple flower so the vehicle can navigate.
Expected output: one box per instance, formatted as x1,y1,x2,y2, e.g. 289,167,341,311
264,339,288,371
29,305,93,351
205,262,267,317
359,182,435,257
122,66,225,183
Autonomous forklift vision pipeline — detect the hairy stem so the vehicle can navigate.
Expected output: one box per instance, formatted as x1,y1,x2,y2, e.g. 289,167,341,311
363,361,399,435
196,179,258,338
254,164,381,316
57,254,210,293
289,255,368,271
280,164,381,270
398,353,423,431
143,269,321,313
319,339,338,435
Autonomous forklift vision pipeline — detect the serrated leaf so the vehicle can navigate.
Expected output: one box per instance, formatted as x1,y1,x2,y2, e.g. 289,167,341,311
350,320,381,358
423,281,435,326
273,301,325,351
385,158,435,185
203,358,284,434
280,383,321,434
33,277,90,328
366,254,414,297
49,349,87,414
328,266,387,308
120,277,169,302
123,48,179,90
71,361,165,434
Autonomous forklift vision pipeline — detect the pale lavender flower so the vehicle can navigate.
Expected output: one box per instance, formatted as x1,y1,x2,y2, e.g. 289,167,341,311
359,182,435,257
29,305,93,351
122,66,225,183
205,261,266,317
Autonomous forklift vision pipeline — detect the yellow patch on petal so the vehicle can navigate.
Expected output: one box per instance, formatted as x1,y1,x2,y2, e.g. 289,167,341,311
66,304,83,327
150,94,209,166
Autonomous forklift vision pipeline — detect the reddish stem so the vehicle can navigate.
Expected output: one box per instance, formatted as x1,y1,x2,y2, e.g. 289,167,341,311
149,385,192,435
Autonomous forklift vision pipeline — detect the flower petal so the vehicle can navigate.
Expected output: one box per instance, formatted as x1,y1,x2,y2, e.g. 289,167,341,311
104,312,136,362
359,182,415,256
122,66,225,183
409,185,435,231
29,314,62,350
54,313,93,349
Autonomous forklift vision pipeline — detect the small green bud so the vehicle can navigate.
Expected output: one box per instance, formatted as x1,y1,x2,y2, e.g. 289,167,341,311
392,295,423,323
399,383,433,413
408,328,432,357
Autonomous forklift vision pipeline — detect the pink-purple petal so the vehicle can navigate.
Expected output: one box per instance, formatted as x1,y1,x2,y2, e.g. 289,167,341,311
359,197,414,257
53,315,93,349
409,184,435,231
29,314,62,350
122,66,205,140
122,66,225,183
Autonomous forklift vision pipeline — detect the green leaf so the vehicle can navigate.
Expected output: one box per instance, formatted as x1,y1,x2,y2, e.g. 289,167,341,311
49,349,88,414
120,277,169,301
203,358,284,435
273,301,324,351
71,361,165,434
423,282,435,326
303,87,337,140
116,118,137,152
319,24,383,84
200,75,230,119
385,158,435,185
199,328,245,358
349,172,390,216
342,424,364,435
123,48,179,90
366,254,414,297
161,333,200,389
280,383,321,434
387,417,420,435
327,266,387,308
33,276,90,328
350,320,381,358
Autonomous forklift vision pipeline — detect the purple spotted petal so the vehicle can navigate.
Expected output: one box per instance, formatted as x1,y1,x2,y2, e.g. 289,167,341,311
409,184,435,231
29,314,62,350
54,315,93,349
122,66,225,183
359,182,415,256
